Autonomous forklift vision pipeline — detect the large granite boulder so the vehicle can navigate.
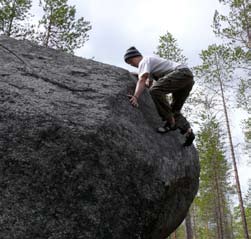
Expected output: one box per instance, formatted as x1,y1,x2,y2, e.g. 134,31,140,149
0,36,200,239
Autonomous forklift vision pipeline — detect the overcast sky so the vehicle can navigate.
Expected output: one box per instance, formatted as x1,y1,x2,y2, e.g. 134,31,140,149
32,0,250,193
68,0,226,70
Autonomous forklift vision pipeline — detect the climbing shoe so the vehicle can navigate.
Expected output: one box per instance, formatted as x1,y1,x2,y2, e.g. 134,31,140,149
157,121,176,133
183,130,195,146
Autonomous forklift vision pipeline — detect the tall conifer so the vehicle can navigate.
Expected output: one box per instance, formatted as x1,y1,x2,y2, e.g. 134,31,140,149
36,0,91,53
0,0,33,38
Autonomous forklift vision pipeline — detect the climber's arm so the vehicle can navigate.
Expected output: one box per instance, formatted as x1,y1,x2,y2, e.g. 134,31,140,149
128,73,149,107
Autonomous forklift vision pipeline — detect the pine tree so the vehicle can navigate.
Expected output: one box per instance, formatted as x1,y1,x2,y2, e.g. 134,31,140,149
185,211,193,239
233,179,251,239
213,0,251,164
194,111,233,239
233,205,244,239
36,0,91,53
237,75,251,158
154,31,188,64
0,0,33,39
195,44,249,239
213,0,251,50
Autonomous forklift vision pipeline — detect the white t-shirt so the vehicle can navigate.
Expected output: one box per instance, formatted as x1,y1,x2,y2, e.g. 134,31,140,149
138,56,187,79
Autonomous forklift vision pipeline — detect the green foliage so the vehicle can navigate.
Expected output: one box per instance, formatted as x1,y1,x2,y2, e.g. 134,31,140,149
244,179,251,235
193,113,233,239
196,44,237,83
213,0,251,49
195,42,250,238
0,0,33,38
233,206,245,239
36,0,91,53
244,180,251,236
213,0,251,121
0,0,92,53
244,117,251,141
170,224,185,238
155,31,188,64
232,181,251,239
194,44,238,113
237,77,251,111
242,117,251,157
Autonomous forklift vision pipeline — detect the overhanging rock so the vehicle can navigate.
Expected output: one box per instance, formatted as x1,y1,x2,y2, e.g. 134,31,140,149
0,36,200,239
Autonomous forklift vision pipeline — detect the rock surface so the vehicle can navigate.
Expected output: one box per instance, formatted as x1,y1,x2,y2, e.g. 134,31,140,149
0,36,200,239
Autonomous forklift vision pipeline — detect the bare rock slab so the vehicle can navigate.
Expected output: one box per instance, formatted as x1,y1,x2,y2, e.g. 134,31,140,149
0,36,200,239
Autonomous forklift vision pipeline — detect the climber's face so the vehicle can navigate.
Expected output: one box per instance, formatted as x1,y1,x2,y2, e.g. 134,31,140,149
127,56,142,68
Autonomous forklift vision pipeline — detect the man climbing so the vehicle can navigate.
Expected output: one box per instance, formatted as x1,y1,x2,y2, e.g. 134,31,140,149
124,46,195,146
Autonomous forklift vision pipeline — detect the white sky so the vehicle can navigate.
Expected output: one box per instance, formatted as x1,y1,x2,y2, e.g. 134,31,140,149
32,0,250,193
70,0,225,69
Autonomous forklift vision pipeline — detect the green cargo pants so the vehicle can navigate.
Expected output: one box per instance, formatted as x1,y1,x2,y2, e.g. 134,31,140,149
149,68,194,133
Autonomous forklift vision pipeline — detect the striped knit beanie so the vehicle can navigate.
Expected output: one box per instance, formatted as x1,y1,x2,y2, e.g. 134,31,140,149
124,46,142,62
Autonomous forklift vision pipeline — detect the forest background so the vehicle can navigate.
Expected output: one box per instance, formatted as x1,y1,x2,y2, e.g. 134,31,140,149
0,0,250,238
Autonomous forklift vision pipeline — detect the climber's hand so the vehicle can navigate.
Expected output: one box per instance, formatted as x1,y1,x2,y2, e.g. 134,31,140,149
127,95,139,108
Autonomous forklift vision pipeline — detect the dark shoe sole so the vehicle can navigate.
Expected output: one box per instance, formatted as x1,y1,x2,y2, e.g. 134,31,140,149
183,131,195,146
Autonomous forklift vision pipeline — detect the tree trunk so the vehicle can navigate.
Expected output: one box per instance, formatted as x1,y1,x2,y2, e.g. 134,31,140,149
241,0,251,48
218,76,250,239
192,206,197,239
206,222,209,239
7,0,17,36
185,211,193,239
230,211,235,239
44,5,54,47
213,196,221,239
212,153,224,239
